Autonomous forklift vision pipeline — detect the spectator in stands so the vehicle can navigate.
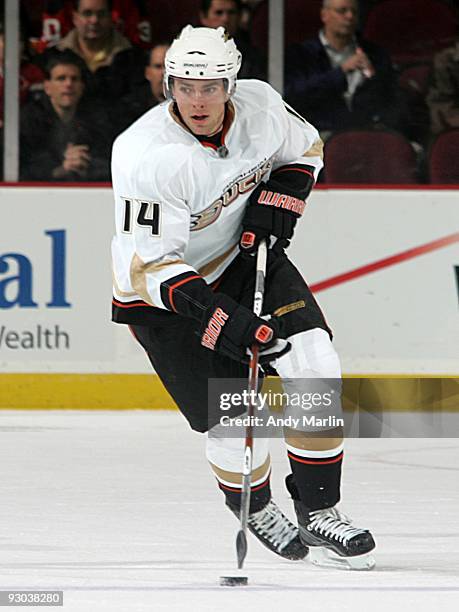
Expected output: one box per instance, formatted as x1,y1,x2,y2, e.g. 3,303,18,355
36,0,145,103
111,0,154,49
30,0,153,51
36,0,74,48
20,52,111,181
112,41,169,134
284,0,406,138
426,38,459,135
199,0,266,80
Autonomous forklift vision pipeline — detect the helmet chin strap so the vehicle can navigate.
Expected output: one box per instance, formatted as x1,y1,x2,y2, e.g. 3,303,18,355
206,124,224,137
205,117,225,137
171,103,232,159
172,102,228,138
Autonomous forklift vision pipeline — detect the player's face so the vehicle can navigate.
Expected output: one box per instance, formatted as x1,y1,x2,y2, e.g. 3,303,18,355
73,0,112,42
44,64,84,111
172,78,228,136
200,0,240,37
321,0,358,38
145,45,169,101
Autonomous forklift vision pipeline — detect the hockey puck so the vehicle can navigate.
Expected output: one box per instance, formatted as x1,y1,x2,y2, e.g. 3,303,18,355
219,576,248,587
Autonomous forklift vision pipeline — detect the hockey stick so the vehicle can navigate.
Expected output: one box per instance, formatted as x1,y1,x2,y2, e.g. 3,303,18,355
236,238,268,570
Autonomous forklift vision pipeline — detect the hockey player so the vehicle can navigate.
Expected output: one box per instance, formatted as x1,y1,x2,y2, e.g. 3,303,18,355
111,25,375,570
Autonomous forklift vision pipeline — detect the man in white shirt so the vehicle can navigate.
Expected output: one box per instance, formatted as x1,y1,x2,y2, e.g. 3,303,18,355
285,0,403,138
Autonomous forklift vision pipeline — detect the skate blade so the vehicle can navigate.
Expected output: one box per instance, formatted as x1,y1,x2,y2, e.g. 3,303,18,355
308,546,375,571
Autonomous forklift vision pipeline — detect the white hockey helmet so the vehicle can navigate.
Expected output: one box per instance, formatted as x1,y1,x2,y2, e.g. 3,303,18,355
164,25,242,98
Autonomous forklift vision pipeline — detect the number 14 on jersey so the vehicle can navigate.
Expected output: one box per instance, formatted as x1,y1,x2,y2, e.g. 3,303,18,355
122,198,161,237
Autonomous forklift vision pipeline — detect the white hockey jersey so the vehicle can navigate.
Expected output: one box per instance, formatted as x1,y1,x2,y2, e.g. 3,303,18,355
111,79,323,313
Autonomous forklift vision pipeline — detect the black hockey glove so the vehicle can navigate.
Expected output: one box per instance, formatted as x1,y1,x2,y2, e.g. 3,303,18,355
200,293,291,364
239,165,315,255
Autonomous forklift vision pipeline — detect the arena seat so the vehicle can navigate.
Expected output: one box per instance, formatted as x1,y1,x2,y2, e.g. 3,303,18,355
428,129,459,184
398,62,432,144
398,63,432,98
362,0,458,66
323,130,418,184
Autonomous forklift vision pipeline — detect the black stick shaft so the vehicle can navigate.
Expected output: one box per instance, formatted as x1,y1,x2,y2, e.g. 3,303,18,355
236,239,268,570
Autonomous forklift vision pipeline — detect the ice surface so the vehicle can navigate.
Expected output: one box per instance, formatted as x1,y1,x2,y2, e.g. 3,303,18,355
0,410,458,611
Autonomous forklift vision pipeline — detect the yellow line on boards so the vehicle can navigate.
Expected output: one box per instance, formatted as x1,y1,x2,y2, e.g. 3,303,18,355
0,374,457,411
0,374,176,410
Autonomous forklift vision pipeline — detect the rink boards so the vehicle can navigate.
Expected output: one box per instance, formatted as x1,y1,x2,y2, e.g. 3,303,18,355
0,185,458,409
